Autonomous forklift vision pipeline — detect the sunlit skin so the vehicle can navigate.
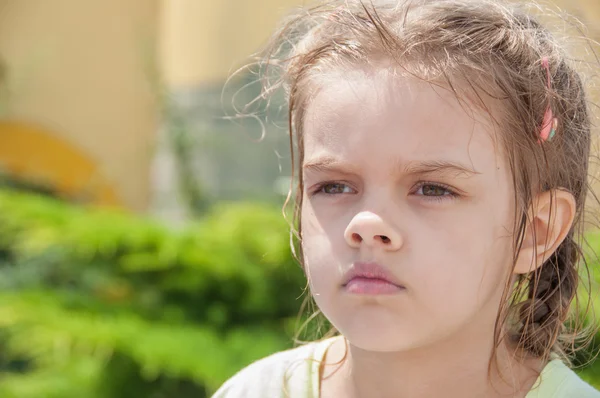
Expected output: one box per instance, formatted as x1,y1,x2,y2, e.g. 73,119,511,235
299,68,575,397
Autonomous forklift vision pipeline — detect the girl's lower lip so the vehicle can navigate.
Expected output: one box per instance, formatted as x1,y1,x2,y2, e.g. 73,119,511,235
344,277,404,295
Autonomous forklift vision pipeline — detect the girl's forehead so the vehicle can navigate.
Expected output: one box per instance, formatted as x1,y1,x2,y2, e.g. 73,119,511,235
304,71,500,150
307,67,496,124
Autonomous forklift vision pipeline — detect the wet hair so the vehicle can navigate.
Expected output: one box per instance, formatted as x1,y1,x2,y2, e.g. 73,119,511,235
254,0,598,366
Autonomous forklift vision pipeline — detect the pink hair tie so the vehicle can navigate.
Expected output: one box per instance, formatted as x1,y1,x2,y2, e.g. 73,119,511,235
539,57,558,143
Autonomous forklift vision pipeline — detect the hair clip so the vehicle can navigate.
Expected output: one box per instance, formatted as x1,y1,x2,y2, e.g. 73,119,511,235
539,107,557,142
539,57,558,143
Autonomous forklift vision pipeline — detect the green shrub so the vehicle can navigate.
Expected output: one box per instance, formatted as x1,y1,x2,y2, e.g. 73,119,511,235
0,190,305,397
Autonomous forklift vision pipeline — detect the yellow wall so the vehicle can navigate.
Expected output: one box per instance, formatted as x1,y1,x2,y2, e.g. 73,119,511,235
0,0,159,211
159,0,304,87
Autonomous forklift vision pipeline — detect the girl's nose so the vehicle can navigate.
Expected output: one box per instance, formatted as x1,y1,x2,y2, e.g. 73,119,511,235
344,211,403,251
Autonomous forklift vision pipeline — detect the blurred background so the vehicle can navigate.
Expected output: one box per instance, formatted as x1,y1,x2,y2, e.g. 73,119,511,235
0,1,597,397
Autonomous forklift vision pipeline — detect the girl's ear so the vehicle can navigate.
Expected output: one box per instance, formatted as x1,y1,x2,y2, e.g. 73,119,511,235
514,189,576,275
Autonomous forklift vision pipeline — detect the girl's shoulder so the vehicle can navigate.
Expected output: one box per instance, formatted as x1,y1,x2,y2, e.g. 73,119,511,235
211,337,338,398
527,359,600,398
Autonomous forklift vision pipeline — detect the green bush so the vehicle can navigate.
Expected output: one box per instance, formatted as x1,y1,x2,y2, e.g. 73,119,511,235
0,190,305,397
0,189,597,396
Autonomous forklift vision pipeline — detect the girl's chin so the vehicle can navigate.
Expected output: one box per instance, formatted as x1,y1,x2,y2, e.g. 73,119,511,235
345,333,416,352
332,320,427,353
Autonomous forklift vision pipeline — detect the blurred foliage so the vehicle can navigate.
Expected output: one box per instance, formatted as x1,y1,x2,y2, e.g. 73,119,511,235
0,189,306,397
0,189,597,396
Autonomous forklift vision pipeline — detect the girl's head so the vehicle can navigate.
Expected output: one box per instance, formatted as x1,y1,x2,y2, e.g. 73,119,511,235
262,0,594,363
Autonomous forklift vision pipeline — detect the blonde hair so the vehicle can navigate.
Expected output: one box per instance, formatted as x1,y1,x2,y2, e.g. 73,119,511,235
255,0,598,365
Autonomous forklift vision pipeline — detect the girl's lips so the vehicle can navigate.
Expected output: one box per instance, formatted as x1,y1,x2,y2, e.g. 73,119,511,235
344,277,404,295
342,261,405,295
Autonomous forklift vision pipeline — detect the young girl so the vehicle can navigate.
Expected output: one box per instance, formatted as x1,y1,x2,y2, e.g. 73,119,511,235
214,0,600,396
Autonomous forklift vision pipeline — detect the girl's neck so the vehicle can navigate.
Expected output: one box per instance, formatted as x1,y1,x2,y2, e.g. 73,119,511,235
319,329,543,398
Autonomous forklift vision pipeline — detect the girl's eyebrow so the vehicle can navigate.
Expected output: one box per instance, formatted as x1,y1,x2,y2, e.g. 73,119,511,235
402,160,480,178
303,156,348,172
302,156,360,176
303,157,479,178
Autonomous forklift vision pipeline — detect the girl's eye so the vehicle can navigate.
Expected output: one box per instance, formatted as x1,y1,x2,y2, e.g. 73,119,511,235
316,182,354,195
414,183,457,200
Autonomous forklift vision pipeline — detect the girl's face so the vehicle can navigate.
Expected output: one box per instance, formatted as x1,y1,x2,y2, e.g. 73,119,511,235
300,69,517,352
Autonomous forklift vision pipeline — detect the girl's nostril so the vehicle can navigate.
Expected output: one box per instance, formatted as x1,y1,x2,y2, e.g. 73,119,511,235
352,233,362,243
379,235,390,244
